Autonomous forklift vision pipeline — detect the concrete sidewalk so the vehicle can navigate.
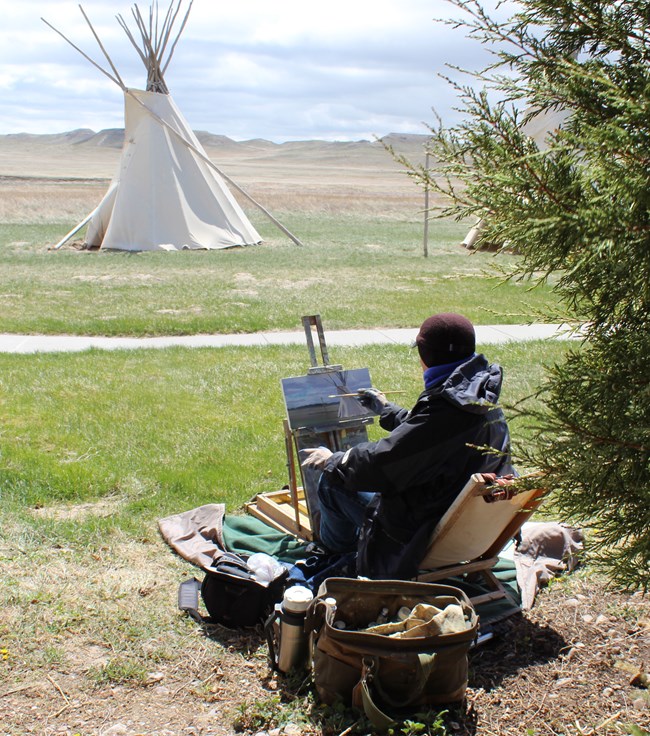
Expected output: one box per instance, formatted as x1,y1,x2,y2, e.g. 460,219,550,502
0,324,581,354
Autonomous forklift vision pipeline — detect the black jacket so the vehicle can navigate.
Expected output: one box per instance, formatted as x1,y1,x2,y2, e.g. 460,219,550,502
322,353,514,577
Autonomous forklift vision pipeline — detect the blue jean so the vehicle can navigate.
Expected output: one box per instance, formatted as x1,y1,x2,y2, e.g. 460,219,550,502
317,473,376,552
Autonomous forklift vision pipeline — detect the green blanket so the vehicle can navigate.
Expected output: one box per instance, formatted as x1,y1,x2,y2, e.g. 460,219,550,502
223,514,310,563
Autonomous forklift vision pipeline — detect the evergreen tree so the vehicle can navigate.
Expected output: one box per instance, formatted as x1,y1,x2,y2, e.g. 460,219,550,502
410,0,649,588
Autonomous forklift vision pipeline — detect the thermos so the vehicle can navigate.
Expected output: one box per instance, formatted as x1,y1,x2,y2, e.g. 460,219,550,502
265,585,313,673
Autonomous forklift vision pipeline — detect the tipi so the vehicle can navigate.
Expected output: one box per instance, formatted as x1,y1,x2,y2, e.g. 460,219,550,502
47,2,300,251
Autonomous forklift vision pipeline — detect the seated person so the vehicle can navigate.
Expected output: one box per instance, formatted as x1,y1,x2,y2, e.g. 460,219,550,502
301,312,514,579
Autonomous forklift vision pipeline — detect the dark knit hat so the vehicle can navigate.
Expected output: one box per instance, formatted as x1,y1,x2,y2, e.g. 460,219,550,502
414,312,476,367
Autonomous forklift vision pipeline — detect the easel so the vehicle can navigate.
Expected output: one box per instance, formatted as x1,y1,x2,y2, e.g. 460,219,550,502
246,315,374,541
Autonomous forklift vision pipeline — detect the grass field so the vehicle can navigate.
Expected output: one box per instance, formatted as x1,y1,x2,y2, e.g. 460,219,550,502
0,340,568,533
0,214,559,336
0,150,566,542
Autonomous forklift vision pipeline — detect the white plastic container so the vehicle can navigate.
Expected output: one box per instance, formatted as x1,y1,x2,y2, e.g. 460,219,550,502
246,553,285,585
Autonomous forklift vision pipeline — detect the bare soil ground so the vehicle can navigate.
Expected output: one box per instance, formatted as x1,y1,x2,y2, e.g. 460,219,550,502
0,133,648,736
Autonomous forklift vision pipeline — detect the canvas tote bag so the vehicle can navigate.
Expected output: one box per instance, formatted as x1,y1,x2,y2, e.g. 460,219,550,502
304,578,478,728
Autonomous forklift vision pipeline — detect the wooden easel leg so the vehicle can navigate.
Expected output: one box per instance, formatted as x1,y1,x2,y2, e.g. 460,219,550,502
283,419,302,534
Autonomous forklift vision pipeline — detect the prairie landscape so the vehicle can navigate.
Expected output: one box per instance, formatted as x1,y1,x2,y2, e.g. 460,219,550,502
0,130,430,225
0,131,648,736
0,130,566,337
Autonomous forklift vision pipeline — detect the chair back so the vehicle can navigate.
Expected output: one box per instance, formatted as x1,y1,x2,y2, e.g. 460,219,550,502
419,474,544,569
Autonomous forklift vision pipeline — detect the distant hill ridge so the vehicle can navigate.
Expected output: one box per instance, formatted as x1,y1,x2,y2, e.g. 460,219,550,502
1,129,430,152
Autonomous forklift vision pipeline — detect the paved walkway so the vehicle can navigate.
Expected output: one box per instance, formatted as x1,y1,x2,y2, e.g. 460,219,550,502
0,324,580,354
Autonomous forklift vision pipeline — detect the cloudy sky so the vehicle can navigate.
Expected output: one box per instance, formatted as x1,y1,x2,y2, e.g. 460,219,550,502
0,0,503,142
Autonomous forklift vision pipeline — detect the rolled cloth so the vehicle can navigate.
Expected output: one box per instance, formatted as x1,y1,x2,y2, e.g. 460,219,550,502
513,521,584,609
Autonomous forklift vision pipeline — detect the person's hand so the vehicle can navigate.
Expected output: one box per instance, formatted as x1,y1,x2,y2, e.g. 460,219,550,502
300,446,333,469
356,387,388,414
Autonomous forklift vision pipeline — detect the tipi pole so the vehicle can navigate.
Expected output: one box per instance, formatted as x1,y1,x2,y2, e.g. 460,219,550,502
117,16,150,70
160,1,193,76
78,5,126,89
49,207,98,250
125,88,304,246
41,18,121,88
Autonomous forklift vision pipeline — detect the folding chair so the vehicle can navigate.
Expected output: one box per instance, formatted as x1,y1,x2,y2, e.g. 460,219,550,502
416,473,546,621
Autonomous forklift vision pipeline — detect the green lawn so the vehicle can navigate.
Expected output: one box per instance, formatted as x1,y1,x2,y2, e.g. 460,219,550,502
0,209,570,557
0,214,559,336
0,340,569,549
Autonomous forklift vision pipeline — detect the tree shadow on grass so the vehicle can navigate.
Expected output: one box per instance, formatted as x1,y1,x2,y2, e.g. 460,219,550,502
469,613,568,691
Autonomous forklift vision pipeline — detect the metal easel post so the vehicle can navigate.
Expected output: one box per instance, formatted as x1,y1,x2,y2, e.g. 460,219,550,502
301,315,342,373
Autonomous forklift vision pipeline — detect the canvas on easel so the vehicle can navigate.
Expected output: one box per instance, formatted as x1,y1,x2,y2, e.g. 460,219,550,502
246,315,378,541
282,365,375,538
282,368,374,432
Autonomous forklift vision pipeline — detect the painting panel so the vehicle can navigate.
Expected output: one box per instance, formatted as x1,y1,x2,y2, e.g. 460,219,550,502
281,368,375,431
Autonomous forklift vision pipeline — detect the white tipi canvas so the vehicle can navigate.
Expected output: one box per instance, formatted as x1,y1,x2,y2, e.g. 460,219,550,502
85,90,262,251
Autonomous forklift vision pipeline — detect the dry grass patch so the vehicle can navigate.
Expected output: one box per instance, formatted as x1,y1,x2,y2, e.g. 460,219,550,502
0,524,273,736
0,177,109,225
1,529,648,736
31,497,124,521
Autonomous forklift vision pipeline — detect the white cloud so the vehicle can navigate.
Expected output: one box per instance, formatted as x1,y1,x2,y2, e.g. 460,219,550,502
0,0,501,141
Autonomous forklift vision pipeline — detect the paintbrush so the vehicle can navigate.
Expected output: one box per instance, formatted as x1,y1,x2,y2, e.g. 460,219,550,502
328,390,406,398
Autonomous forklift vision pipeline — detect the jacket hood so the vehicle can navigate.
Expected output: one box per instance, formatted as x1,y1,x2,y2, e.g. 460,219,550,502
434,353,504,414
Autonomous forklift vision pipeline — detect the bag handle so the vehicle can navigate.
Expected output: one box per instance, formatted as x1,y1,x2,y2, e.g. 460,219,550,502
360,678,396,731
209,551,251,574
304,597,329,633
264,606,281,672
359,653,438,729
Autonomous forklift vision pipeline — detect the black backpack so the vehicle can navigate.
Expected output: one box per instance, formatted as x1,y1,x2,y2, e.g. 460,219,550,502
179,551,288,628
